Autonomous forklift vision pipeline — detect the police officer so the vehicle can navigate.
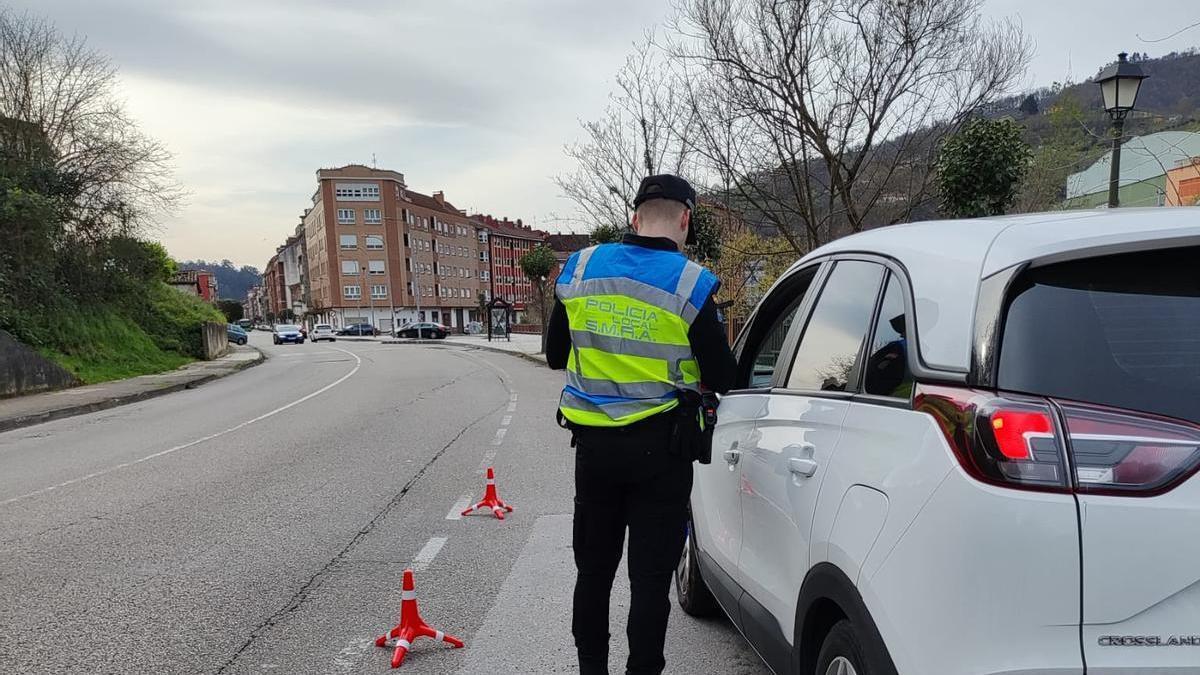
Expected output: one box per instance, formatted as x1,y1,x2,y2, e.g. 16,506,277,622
546,174,737,675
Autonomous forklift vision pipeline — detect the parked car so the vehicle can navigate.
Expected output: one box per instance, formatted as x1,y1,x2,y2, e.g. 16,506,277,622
226,323,248,346
272,324,305,345
677,209,1200,675
310,323,337,342
235,318,253,330
337,323,379,336
396,322,448,339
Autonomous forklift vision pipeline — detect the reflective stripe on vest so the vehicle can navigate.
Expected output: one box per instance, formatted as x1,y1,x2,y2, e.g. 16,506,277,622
556,243,718,428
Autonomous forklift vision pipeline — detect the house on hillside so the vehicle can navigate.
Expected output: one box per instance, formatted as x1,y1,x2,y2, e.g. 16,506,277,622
1166,158,1200,206
168,270,218,303
1066,131,1200,208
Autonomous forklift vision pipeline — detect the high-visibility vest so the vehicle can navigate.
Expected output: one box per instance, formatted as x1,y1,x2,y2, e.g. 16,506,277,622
556,243,719,428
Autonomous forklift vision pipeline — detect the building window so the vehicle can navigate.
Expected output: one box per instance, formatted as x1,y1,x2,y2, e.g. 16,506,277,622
339,234,357,250
365,235,384,250
364,208,382,224
479,251,488,262
371,284,388,299
337,208,355,224
341,260,360,275
344,285,362,299
406,282,413,295
335,184,380,201
478,231,488,243
480,270,490,281
368,260,386,275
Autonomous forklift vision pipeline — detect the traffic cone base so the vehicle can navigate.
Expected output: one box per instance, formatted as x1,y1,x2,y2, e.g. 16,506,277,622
461,467,513,520
374,569,463,668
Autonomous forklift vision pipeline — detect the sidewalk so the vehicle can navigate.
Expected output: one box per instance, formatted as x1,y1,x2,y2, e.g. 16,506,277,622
0,346,264,433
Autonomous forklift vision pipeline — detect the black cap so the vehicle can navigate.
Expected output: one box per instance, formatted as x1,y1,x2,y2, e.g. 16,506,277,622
633,174,696,210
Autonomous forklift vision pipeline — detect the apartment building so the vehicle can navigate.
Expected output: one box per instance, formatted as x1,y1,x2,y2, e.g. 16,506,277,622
262,226,308,321
471,215,547,317
302,165,485,332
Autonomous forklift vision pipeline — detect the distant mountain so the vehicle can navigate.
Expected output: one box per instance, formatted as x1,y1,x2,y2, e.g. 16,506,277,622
178,260,261,301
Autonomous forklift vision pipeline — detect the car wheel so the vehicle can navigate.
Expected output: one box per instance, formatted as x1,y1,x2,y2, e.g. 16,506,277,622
238,338,247,346
675,515,720,617
273,337,279,345
815,620,870,675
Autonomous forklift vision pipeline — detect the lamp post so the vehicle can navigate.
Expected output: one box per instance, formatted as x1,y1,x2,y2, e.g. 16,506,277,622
1094,52,1149,208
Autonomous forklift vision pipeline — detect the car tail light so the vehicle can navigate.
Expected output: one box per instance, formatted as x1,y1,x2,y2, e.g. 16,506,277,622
914,385,1069,492
916,385,1200,496
1059,402,1200,496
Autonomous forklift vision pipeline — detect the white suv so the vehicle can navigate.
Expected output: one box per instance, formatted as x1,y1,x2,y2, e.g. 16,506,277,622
678,208,1200,675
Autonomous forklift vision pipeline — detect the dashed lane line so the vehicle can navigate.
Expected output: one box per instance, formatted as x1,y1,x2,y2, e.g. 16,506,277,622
491,428,508,445
445,494,472,520
410,536,448,571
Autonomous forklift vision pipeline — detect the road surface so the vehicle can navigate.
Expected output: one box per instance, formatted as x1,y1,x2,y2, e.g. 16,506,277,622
0,333,769,674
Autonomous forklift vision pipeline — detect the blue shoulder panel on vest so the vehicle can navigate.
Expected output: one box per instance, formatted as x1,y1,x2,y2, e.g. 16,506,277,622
582,243,686,293
557,250,580,285
689,269,720,311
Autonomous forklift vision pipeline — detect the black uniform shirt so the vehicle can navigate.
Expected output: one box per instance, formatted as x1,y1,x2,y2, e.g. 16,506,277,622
545,234,737,395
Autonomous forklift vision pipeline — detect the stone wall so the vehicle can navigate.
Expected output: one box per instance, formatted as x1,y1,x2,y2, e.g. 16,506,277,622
0,330,79,399
200,322,229,360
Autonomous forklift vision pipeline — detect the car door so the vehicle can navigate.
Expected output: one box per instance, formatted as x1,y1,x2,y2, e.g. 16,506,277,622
692,266,821,596
737,259,887,660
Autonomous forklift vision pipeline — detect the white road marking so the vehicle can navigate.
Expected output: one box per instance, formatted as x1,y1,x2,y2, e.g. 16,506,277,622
332,637,374,671
491,428,507,445
445,494,472,520
479,448,499,470
506,401,517,412
501,415,512,426
0,347,363,507
410,536,448,571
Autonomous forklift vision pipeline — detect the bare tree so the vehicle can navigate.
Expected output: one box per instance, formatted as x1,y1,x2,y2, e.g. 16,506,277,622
0,9,180,238
555,36,698,234
669,0,1032,252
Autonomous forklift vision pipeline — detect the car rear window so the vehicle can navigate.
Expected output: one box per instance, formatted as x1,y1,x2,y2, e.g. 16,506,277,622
998,246,1200,424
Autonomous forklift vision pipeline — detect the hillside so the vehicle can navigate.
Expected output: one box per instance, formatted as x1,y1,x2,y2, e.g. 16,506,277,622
989,49,1200,146
178,260,262,301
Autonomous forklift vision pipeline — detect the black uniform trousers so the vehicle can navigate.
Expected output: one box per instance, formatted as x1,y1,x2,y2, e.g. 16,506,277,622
571,416,693,675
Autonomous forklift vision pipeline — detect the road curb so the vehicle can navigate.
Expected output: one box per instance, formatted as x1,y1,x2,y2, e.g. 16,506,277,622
0,348,266,434
379,339,548,367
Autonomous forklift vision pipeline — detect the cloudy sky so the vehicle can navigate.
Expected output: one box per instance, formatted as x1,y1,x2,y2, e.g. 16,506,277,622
8,0,1199,268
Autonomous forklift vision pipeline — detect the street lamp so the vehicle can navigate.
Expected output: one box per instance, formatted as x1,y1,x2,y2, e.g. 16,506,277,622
1094,52,1149,208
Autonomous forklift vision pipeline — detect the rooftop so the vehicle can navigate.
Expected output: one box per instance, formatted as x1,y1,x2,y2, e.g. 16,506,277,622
1067,131,1200,199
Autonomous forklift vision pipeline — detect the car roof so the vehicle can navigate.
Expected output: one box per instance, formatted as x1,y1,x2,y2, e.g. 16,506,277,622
790,208,1200,373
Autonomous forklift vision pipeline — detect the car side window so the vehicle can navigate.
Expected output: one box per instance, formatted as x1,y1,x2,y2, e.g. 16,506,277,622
785,261,884,392
736,269,816,389
863,273,915,399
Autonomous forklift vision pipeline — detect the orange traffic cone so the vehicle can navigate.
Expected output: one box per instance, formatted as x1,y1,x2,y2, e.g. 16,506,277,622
461,466,513,520
374,568,464,668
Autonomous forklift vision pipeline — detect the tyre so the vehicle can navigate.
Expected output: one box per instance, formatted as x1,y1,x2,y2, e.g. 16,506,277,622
273,337,279,345
675,515,720,617
815,620,870,675
238,338,247,346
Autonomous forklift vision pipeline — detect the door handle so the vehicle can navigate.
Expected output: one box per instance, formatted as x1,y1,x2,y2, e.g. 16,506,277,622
723,440,741,466
788,457,818,478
